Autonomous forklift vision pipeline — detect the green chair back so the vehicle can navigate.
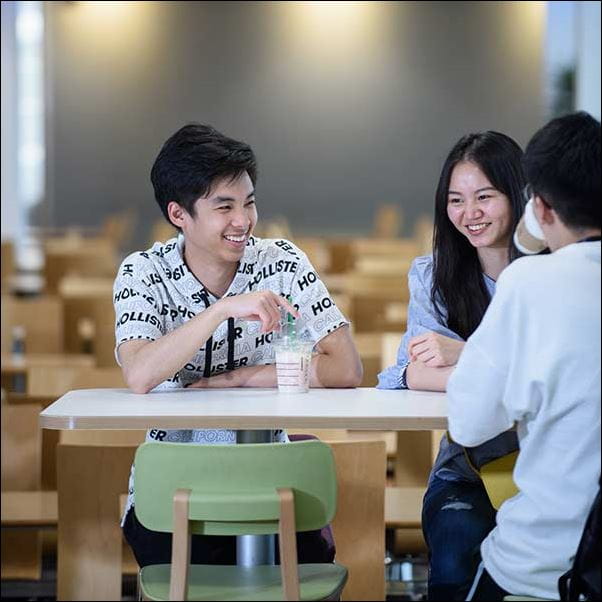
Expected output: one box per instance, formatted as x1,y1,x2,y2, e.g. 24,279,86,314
134,439,337,536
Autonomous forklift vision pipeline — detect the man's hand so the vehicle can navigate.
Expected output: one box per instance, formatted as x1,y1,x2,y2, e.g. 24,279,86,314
408,332,465,367
215,291,298,333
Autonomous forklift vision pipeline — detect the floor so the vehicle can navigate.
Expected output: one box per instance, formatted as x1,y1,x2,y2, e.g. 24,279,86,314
1,552,428,601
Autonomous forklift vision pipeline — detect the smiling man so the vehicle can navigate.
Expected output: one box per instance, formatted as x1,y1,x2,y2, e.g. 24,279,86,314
113,123,362,568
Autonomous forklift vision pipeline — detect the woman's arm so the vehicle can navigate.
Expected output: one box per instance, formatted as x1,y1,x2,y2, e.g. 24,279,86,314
406,362,455,392
378,257,464,390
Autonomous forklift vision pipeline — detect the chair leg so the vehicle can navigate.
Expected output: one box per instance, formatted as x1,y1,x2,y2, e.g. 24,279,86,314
169,489,192,601
137,570,143,601
278,488,300,601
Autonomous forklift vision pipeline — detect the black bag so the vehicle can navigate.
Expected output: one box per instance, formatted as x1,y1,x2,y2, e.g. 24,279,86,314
558,479,601,601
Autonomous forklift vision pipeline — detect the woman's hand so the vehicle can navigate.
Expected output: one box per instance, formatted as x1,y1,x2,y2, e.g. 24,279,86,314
408,331,465,367
215,291,298,333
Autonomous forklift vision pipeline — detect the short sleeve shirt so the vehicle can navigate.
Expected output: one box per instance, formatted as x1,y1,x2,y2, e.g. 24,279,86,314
114,234,349,518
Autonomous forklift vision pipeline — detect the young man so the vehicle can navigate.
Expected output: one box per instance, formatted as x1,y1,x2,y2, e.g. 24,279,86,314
446,111,601,600
113,123,362,567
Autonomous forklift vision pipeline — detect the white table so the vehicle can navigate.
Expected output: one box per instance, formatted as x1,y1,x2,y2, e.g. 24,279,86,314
40,387,447,600
40,386,448,431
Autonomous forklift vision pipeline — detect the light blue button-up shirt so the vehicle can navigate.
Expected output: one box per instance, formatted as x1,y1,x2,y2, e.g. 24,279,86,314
378,255,496,389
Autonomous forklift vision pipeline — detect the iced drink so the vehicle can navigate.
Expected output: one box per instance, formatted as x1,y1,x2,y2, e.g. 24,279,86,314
275,340,313,393
274,303,313,393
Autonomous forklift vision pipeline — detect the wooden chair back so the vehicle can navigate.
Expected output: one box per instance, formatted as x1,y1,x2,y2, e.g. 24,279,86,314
292,237,331,273
58,276,116,366
1,240,15,292
1,400,44,579
43,236,117,294
56,443,137,601
148,219,177,246
372,205,402,239
26,366,133,490
328,439,387,601
379,334,442,481
1,295,64,354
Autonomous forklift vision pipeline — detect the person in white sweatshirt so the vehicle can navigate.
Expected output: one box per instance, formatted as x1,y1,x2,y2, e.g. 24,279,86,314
447,111,601,601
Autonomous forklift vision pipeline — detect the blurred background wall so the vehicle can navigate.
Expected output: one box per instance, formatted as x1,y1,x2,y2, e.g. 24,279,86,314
2,1,600,255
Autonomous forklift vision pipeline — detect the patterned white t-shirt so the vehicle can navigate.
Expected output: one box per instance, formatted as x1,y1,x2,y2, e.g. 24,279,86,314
113,233,349,521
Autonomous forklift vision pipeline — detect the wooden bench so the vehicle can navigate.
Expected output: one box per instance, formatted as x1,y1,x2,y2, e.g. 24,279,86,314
1,491,58,528
385,486,423,529
384,486,426,553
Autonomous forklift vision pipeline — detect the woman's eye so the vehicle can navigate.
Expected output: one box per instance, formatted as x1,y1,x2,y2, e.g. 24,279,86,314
449,197,463,205
478,194,492,202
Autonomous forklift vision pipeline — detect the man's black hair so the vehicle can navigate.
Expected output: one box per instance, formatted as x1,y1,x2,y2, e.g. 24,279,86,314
522,111,601,230
151,123,257,226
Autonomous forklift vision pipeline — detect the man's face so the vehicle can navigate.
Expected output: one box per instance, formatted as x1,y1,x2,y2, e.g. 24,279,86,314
177,172,258,267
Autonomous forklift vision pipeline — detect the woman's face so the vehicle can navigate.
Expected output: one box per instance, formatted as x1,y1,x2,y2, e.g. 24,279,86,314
446,161,513,250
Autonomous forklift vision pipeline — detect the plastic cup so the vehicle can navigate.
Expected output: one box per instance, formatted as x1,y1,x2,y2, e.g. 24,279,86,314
274,339,313,393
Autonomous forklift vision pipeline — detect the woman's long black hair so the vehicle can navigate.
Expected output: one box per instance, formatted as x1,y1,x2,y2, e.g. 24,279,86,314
431,132,526,340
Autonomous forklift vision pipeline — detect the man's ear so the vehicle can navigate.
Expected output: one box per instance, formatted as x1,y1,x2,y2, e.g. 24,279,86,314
533,195,556,226
167,201,186,228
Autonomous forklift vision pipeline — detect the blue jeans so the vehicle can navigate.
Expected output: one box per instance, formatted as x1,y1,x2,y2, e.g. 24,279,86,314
422,473,496,601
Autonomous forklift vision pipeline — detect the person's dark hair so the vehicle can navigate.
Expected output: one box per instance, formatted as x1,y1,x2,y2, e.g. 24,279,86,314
432,131,526,339
151,123,257,226
523,111,601,230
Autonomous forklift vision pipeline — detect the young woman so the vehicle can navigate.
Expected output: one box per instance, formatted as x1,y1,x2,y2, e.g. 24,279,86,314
378,131,526,601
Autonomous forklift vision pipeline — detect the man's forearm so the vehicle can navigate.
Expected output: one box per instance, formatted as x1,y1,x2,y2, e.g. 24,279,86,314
122,304,227,393
406,362,454,392
310,351,363,388
197,349,362,389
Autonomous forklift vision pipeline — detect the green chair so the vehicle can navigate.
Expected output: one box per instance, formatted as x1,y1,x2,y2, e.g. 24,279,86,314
134,440,348,601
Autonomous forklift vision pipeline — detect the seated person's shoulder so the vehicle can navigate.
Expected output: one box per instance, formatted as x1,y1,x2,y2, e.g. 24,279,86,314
412,254,433,272
409,254,434,284
254,237,306,262
116,238,179,279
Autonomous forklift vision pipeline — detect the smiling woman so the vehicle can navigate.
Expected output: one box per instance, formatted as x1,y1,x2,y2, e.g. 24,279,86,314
378,130,526,600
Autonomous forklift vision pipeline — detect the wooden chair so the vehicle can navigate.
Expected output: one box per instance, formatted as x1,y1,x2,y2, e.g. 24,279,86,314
1,399,45,580
0,294,64,355
43,235,118,294
57,276,116,366
292,237,331,273
328,439,387,601
100,210,136,251
56,442,140,601
350,238,420,267
1,240,15,292
26,365,129,491
412,215,433,256
148,219,177,246
372,205,403,239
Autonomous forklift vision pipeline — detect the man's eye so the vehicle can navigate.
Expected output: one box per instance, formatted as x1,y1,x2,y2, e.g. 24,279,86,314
245,199,256,207
216,205,231,211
